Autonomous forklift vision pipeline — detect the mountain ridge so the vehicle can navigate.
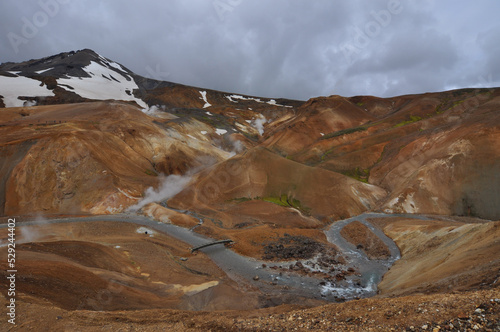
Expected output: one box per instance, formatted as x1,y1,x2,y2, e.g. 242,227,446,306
0,49,499,329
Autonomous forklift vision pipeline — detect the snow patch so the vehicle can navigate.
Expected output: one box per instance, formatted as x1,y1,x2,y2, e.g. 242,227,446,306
215,128,227,135
226,94,292,108
56,61,147,108
227,94,262,103
199,90,211,108
35,67,53,74
107,61,125,72
201,131,208,135
23,100,37,107
267,98,293,108
0,75,55,107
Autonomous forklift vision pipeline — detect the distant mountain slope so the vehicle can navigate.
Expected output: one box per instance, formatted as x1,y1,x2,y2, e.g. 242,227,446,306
0,49,303,110
0,49,146,107
268,88,500,220
0,49,499,220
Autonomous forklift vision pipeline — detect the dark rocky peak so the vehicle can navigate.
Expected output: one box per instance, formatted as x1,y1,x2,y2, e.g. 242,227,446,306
0,49,133,81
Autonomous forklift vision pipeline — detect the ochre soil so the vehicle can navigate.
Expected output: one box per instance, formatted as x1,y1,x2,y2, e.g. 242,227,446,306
2,288,499,331
374,217,500,298
0,221,264,313
0,215,498,331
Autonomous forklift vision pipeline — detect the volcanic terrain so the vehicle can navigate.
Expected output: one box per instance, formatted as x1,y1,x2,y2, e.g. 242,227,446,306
0,49,498,330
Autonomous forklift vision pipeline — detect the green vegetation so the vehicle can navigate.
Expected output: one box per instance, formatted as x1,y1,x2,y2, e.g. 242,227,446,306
228,197,252,203
262,194,290,207
393,115,422,128
144,169,158,176
261,194,311,214
321,125,367,140
436,89,491,115
341,167,370,183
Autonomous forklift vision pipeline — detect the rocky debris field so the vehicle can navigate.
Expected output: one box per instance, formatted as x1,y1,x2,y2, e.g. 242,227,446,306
262,234,327,260
227,291,500,331
12,288,497,331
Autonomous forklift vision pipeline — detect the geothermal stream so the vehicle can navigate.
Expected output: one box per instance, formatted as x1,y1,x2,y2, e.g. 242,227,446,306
2,212,429,303
323,213,428,298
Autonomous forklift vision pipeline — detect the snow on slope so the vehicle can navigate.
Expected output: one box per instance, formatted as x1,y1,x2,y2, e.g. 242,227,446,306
35,68,53,74
57,61,147,108
226,94,292,108
215,128,227,135
0,75,54,107
199,91,211,108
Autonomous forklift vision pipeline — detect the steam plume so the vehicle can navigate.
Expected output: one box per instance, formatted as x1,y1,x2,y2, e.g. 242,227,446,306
127,174,192,211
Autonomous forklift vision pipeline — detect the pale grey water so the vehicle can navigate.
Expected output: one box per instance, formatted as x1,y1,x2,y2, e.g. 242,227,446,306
1,212,430,302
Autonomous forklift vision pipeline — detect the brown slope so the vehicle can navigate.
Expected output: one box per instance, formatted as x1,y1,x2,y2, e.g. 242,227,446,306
263,95,375,155
272,88,500,220
141,84,302,110
0,221,260,311
0,101,231,215
169,147,386,222
166,147,386,259
370,89,500,219
375,217,500,297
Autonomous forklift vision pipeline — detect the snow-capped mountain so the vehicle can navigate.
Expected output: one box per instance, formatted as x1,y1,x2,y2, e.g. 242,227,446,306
0,49,164,108
0,49,299,111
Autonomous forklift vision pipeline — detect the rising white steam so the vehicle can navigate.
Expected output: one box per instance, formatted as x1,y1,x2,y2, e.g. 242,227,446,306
228,135,245,157
127,174,192,211
253,115,267,136
19,214,48,243
141,104,166,116
231,139,244,153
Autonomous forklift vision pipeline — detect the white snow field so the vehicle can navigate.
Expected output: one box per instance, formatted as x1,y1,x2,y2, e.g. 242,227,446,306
0,75,55,107
57,61,148,108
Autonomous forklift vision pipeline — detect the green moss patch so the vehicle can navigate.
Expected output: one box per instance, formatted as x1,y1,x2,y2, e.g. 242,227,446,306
341,167,370,183
393,115,422,128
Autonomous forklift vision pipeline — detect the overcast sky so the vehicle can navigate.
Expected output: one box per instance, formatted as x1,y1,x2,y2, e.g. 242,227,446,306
1,0,499,100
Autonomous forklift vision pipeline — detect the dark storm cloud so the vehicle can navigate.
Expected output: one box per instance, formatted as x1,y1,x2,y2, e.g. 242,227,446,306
0,0,499,100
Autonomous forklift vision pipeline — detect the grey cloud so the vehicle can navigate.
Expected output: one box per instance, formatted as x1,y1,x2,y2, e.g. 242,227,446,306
0,0,499,100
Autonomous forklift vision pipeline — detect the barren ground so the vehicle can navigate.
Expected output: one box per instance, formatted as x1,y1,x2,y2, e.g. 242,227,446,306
0,215,498,331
